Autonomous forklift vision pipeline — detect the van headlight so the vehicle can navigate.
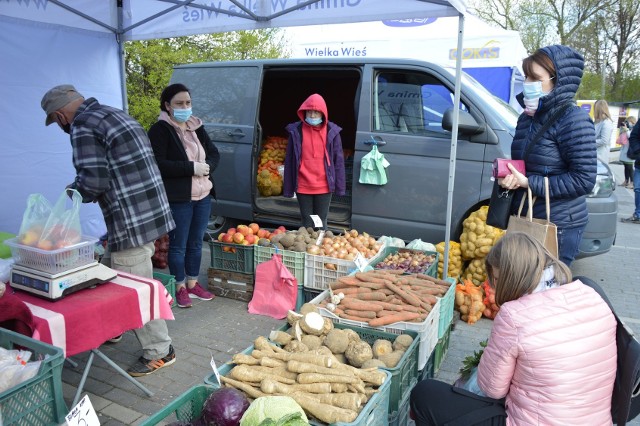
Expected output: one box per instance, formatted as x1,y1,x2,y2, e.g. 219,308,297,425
588,159,615,198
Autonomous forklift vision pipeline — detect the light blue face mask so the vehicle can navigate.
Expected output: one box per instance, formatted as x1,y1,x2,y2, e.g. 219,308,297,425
523,80,550,100
172,108,192,123
305,117,322,126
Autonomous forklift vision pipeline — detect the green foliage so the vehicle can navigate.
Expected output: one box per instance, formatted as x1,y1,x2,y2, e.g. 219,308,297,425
125,30,288,129
459,339,487,380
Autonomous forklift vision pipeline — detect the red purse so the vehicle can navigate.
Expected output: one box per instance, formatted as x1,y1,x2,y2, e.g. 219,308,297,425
492,159,525,179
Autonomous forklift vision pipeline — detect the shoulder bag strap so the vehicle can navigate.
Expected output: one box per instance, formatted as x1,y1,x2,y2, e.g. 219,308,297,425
523,102,575,161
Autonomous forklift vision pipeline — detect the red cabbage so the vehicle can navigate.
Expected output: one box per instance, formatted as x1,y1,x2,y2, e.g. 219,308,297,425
202,388,250,426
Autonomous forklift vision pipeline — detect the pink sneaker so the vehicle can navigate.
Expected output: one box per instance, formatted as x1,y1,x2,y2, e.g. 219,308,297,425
175,286,192,308
187,283,214,301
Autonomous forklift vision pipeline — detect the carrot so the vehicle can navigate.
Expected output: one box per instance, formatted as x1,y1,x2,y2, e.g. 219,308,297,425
369,300,403,311
409,285,445,296
331,286,372,295
339,298,384,312
345,280,385,290
355,272,390,286
350,291,387,301
385,282,422,307
337,276,362,286
368,312,422,326
376,310,399,317
415,273,452,287
344,309,376,319
340,312,375,322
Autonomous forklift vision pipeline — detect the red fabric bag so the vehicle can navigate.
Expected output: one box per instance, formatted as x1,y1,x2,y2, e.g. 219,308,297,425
248,254,298,319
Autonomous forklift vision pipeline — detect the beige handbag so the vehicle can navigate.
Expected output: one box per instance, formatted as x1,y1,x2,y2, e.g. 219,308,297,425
507,177,558,258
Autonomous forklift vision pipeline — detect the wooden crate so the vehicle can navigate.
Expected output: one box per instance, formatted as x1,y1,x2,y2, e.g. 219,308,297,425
207,268,254,302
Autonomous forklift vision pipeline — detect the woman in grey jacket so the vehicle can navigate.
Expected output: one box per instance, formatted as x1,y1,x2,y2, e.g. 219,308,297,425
499,45,597,266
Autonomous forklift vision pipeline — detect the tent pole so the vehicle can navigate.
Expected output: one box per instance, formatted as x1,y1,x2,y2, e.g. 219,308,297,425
443,13,465,279
117,1,128,113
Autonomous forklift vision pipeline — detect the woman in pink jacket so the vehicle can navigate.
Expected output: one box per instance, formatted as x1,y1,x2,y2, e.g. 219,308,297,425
410,232,617,425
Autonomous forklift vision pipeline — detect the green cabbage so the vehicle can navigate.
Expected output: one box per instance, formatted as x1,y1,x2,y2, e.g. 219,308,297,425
240,396,309,426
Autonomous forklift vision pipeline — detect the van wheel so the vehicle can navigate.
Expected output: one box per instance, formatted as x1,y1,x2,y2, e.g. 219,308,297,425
205,215,237,241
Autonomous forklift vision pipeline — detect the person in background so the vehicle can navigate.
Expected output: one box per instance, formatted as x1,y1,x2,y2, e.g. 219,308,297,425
283,93,346,230
41,85,176,377
622,118,640,224
498,45,597,266
618,117,636,189
148,83,219,308
594,99,614,163
410,232,617,426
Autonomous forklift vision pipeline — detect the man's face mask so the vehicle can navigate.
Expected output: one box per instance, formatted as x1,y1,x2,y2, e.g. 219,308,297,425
56,112,71,134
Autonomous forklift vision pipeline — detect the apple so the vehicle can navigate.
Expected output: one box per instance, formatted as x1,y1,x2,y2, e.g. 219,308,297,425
222,245,231,252
237,225,252,236
227,228,237,236
277,226,286,232
249,223,260,234
218,232,227,242
244,234,256,245
271,229,284,236
257,228,268,239
221,233,233,243
232,232,245,244
36,239,54,251
241,239,250,245
53,241,68,250
19,230,40,246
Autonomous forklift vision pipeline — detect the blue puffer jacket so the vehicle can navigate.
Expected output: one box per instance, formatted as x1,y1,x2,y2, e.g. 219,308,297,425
511,45,597,229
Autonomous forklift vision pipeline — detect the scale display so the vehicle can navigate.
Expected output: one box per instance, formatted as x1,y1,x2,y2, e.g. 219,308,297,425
12,271,50,293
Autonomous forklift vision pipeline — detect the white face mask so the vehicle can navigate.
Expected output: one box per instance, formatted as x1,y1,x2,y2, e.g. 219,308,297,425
522,79,552,116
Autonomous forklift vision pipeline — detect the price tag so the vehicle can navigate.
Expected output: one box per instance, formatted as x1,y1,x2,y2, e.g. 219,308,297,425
210,354,221,386
354,252,368,272
309,215,323,229
65,395,100,426
315,230,325,246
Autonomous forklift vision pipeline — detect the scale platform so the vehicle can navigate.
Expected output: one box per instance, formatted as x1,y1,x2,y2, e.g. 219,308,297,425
11,262,117,300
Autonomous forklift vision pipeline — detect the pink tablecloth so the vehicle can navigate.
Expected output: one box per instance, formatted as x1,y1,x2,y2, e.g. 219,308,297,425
13,272,174,357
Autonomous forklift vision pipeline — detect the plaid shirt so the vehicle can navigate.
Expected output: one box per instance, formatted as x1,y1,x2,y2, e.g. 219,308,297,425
69,98,175,252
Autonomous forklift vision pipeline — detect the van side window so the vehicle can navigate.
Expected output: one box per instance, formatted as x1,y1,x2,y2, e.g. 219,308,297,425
172,67,259,125
374,71,468,136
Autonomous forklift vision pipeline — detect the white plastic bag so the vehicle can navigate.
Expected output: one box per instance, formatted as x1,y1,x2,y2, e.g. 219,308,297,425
406,238,436,252
0,347,41,393
0,258,15,285
377,235,405,248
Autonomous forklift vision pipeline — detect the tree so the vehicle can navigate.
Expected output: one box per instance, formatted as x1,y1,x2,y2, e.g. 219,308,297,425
125,29,289,129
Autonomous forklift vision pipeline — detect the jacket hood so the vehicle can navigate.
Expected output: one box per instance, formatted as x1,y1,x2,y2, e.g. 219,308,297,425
297,93,328,125
535,45,584,113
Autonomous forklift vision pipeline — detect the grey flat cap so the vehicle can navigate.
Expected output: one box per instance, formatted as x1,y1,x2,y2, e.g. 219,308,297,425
41,84,83,125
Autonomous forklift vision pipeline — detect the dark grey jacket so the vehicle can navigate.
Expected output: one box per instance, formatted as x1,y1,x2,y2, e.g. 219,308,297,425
511,45,597,229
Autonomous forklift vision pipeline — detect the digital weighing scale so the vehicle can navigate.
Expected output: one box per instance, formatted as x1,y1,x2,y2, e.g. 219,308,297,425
11,262,117,300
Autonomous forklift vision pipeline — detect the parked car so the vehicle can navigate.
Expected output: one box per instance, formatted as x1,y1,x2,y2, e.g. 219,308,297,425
170,58,616,257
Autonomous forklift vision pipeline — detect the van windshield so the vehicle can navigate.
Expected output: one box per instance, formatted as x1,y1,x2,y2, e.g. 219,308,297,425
444,68,519,132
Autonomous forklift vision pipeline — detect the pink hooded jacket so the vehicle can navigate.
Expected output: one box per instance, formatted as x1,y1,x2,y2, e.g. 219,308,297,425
477,280,617,425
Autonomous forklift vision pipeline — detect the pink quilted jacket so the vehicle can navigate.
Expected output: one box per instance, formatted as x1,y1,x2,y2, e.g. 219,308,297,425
477,280,617,425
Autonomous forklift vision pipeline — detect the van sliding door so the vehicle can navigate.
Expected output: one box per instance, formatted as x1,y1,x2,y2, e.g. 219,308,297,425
170,65,261,222
352,64,486,243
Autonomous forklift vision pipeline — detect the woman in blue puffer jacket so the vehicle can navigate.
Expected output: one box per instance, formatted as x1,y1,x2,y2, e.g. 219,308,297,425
499,45,597,266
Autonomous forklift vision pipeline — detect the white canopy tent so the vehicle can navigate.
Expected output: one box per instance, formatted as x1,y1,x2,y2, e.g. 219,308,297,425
1,0,467,276
285,16,527,109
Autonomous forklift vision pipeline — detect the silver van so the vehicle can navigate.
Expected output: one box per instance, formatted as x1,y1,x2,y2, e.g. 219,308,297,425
170,58,617,258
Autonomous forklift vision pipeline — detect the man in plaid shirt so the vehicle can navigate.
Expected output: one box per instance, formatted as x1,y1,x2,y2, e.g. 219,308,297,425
41,84,178,376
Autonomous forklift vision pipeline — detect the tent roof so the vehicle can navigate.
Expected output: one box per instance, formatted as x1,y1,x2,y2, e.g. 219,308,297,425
3,0,466,40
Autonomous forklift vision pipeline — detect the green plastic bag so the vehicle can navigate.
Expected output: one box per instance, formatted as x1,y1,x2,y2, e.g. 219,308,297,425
359,145,390,185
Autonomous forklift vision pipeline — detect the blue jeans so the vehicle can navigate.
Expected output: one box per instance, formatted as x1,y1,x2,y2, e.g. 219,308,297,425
557,225,585,267
168,198,211,284
634,164,640,217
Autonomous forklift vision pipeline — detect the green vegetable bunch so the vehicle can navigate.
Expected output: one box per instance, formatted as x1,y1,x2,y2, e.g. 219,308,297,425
459,339,487,380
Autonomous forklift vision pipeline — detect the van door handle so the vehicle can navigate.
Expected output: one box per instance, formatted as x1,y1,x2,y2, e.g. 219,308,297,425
227,129,245,138
364,136,386,147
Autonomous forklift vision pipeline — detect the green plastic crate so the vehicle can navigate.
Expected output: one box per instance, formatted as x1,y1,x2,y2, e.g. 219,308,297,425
0,328,67,426
388,379,417,426
434,321,452,374
140,384,215,425
209,240,255,274
153,272,176,309
254,245,305,285
437,278,456,338
204,346,392,426
370,247,439,277
418,351,435,382
271,322,418,418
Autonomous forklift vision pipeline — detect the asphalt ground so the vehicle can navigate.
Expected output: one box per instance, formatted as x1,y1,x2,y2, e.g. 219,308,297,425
56,161,639,425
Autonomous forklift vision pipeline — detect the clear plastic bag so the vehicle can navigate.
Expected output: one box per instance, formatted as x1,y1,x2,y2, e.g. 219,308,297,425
17,189,83,250
17,194,52,246
406,238,436,252
0,347,41,393
377,235,405,248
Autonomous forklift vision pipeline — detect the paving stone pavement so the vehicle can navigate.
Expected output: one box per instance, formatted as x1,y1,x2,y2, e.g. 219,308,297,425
58,162,639,425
